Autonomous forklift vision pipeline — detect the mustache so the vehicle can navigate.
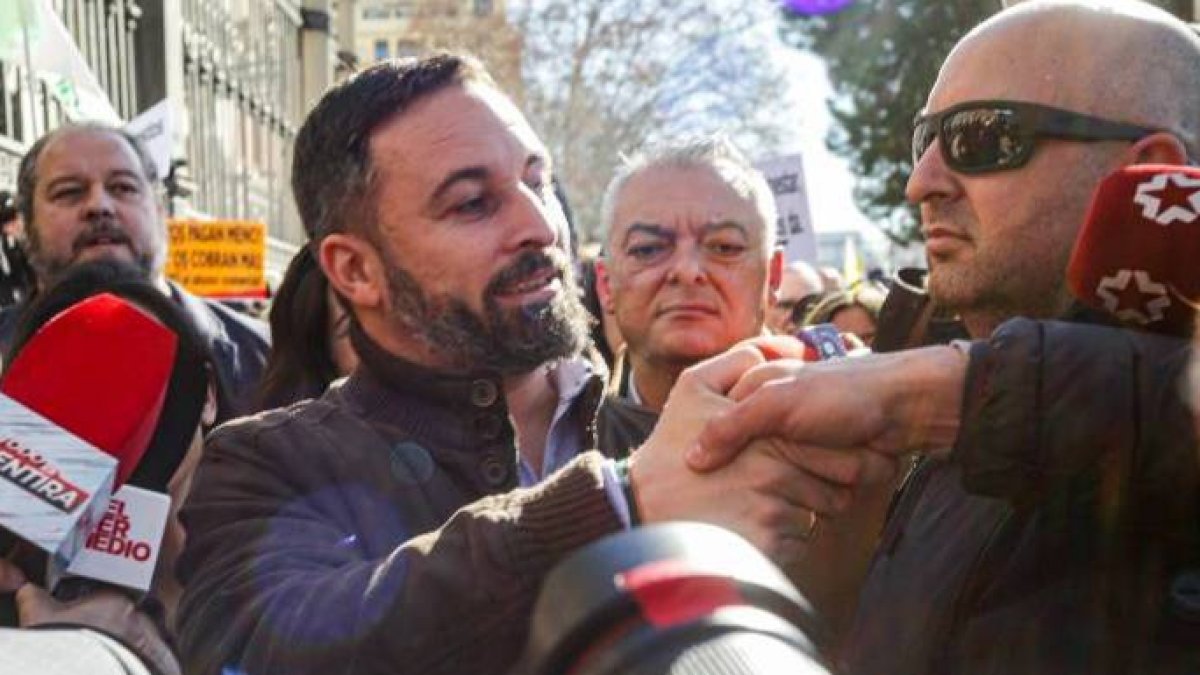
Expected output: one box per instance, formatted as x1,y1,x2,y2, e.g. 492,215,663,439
488,248,571,295
72,219,133,254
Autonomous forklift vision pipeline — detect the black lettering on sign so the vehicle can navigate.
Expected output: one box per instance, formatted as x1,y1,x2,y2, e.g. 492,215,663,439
768,173,799,196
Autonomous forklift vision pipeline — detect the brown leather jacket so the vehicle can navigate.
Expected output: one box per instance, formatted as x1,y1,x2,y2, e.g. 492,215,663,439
176,327,618,675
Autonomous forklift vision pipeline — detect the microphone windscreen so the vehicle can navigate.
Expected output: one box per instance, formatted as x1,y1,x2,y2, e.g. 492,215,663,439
0,293,178,486
1068,164,1200,337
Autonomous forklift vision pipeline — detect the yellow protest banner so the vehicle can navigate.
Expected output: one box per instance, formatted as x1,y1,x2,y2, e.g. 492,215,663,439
166,220,267,298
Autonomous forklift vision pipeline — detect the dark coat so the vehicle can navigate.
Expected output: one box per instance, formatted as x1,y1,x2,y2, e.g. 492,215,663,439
842,319,1200,675
166,282,269,422
176,325,619,675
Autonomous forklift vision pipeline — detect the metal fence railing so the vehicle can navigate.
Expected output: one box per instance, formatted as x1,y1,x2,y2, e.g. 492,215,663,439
180,0,304,241
0,0,308,247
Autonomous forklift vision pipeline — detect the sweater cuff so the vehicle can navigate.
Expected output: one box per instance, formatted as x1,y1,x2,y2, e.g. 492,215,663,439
509,451,624,575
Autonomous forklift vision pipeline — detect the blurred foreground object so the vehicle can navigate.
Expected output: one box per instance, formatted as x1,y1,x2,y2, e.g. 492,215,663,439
519,523,828,675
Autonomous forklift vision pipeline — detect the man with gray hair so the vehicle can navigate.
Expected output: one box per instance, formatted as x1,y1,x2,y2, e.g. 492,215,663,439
594,135,782,458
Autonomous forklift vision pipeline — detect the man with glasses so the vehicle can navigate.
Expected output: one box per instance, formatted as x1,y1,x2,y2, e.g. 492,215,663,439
767,260,824,334
682,2,1200,674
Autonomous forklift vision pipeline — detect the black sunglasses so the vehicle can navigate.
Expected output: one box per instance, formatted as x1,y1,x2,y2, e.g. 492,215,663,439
912,100,1162,174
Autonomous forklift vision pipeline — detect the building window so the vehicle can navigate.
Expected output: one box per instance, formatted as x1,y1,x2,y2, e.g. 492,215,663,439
363,7,390,20
374,39,390,60
396,40,421,59
474,0,493,16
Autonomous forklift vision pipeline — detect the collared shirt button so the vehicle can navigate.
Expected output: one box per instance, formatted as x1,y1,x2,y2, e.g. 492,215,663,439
470,379,499,407
480,455,509,488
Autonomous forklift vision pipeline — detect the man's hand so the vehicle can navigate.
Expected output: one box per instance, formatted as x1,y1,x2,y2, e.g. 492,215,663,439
688,345,969,473
13,578,181,675
0,558,25,594
628,340,867,567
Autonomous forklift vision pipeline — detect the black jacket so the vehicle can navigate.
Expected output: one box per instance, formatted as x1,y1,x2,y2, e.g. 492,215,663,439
595,350,659,459
0,281,269,425
843,319,1199,675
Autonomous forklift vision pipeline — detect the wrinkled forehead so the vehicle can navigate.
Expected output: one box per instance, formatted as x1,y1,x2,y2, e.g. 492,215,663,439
39,129,149,183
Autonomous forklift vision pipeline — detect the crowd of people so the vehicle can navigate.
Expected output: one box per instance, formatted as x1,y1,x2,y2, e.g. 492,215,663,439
0,1,1196,673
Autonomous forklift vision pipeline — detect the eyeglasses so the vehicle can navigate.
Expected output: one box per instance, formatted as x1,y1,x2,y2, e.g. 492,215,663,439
911,100,1162,174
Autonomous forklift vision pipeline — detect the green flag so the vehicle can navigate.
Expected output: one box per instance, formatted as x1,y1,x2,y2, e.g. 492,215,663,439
0,0,40,63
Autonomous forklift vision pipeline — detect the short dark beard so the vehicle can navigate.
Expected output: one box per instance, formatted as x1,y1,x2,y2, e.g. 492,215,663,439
381,247,591,375
28,216,155,287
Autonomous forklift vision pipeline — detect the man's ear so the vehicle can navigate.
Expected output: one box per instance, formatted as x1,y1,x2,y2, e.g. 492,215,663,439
319,233,387,311
767,249,783,300
1125,132,1189,166
595,258,615,314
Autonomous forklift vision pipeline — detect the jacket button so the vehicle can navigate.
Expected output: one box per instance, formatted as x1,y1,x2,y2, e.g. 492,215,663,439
1170,570,1200,622
474,414,503,440
480,455,509,488
470,380,499,407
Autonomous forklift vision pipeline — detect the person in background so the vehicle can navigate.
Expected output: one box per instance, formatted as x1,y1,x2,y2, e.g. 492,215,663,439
257,246,358,409
801,283,887,348
767,260,823,334
0,122,269,423
817,265,845,291
594,135,781,458
0,191,36,308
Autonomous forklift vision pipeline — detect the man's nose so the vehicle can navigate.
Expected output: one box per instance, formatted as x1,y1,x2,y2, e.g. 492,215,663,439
906,137,960,206
506,183,560,251
82,184,117,216
666,242,706,285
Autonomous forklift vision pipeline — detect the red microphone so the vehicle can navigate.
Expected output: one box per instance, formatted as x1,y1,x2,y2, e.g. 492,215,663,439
1,293,178,486
0,293,179,589
1067,164,1200,337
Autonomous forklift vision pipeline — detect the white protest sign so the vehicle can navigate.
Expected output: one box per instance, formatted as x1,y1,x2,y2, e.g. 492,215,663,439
125,99,174,183
755,153,817,264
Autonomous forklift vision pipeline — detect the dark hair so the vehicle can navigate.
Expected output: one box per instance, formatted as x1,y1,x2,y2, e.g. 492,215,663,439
257,247,344,408
291,53,495,243
0,190,16,225
575,257,613,369
17,122,158,230
4,260,214,490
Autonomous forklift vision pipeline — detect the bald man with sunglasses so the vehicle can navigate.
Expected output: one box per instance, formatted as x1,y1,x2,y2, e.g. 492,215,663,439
878,2,1200,670
683,2,1200,674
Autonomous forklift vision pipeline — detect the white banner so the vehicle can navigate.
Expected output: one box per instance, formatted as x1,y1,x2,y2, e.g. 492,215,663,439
126,100,174,182
755,153,818,264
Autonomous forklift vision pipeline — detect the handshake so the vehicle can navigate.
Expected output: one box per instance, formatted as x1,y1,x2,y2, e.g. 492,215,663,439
627,336,967,568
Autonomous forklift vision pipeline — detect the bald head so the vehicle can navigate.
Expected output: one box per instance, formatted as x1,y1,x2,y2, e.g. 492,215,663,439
768,260,823,333
940,0,1200,157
